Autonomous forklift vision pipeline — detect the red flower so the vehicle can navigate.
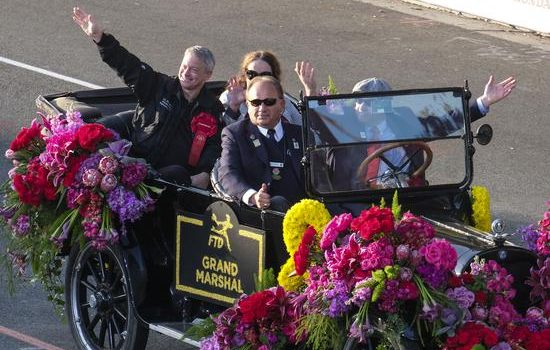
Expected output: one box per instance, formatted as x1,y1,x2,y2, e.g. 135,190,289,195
350,206,394,241
461,272,475,285
448,274,462,288
475,290,488,305
505,324,531,345
75,123,114,152
238,290,276,324
62,154,87,187
13,158,57,206
525,328,550,350
294,226,317,275
444,322,498,350
10,120,42,151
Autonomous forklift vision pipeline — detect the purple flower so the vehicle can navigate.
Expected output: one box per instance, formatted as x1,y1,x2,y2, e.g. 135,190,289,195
8,251,26,276
519,224,540,251
471,305,488,321
420,302,440,322
100,174,118,192
92,228,119,250
199,336,221,350
350,284,372,306
417,262,448,289
400,267,413,281
441,307,458,325
446,286,475,309
98,156,119,174
82,169,102,187
396,244,410,261
349,317,373,343
12,215,30,237
490,342,512,350
106,139,131,157
121,162,148,188
325,280,351,317
51,220,71,248
107,187,146,223
75,153,102,184
0,206,16,221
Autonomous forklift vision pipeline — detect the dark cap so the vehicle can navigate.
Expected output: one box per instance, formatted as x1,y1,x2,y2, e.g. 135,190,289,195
352,77,392,93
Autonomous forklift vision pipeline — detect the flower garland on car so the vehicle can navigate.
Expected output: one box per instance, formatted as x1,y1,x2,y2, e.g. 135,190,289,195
0,111,162,312
277,199,331,291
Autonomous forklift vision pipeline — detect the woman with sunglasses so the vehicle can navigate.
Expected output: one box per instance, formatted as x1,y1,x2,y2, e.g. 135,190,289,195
220,51,316,126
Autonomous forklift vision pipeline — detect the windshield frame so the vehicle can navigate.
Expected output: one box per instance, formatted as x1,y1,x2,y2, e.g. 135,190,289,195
301,86,474,201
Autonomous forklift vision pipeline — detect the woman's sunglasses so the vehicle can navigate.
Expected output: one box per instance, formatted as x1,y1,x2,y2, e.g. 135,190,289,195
248,98,278,107
245,70,273,80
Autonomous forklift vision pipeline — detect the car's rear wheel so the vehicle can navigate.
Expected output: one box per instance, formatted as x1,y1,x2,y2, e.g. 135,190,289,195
65,242,149,350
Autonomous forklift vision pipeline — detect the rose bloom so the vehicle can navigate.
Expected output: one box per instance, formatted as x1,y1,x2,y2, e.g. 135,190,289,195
76,123,114,152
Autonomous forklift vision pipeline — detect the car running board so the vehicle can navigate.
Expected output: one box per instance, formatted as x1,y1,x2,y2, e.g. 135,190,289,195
148,321,203,348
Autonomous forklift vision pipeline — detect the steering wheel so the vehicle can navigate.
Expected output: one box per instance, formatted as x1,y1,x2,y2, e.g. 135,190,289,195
356,141,433,188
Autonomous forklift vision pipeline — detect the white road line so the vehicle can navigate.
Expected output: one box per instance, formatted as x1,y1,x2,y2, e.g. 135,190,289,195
0,56,105,90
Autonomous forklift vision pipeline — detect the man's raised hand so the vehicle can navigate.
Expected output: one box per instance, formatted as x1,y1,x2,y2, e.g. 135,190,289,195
72,7,104,43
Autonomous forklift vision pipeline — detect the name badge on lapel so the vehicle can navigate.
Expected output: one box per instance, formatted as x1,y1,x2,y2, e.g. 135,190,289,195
253,139,261,148
292,138,300,150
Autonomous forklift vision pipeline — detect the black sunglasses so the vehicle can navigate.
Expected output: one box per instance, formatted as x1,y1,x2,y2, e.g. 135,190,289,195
245,70,273,80
248,98,278,107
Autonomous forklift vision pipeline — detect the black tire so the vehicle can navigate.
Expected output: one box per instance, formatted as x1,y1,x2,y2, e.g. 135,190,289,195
65,242,149,350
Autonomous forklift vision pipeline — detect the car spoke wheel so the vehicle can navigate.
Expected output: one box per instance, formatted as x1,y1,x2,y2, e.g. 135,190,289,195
66,242,148,350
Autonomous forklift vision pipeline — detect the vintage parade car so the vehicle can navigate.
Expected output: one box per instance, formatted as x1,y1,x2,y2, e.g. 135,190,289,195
32,82,538,349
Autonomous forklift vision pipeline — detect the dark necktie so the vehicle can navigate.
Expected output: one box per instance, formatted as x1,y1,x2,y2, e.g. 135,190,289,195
267,129,276,142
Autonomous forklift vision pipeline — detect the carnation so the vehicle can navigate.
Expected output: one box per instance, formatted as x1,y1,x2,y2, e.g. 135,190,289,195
395,211,435,248
420,238,457,271
350,206,394,241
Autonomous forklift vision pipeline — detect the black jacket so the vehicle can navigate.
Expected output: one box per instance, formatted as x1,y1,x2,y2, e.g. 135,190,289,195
97,34,223,173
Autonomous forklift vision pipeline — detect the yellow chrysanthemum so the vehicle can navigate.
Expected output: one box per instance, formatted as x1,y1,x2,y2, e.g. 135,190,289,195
471,185,492,233
277,257,307,292
282,199,331,254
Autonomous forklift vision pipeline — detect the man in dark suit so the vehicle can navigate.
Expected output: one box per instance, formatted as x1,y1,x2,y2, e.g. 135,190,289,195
218,76,305,212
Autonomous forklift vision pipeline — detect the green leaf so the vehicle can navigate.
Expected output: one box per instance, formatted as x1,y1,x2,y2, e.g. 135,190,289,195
391,191,402,220
183,316,216,340
327,75,338,94
254,268,277,291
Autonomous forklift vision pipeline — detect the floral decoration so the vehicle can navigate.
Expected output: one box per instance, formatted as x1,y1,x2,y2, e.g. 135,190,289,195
200,197,550,349
200,286,301,350
0,111,162,312
471,185,492,232
278,199,331,290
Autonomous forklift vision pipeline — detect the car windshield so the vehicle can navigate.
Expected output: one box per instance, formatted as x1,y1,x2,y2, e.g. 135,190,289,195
303,88,471,197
